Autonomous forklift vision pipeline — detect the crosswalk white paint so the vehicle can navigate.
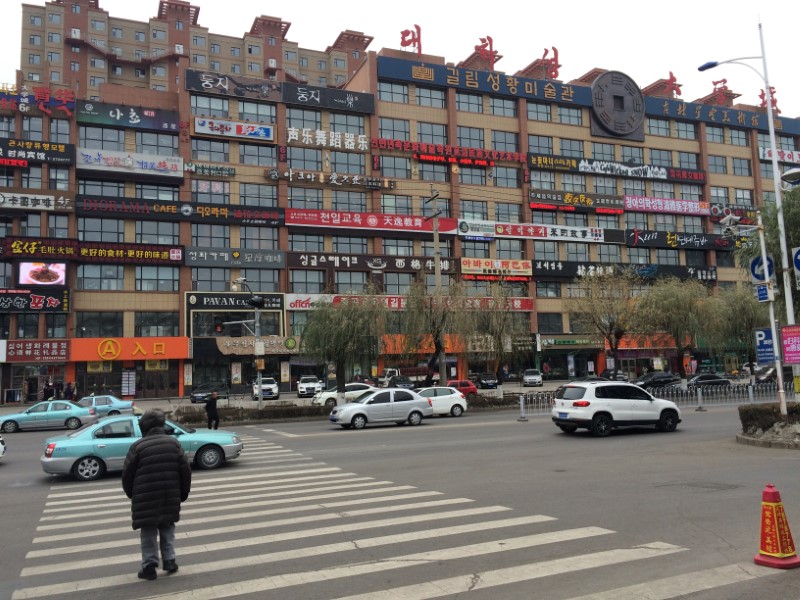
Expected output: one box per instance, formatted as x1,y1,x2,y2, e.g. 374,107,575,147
9,438,789,600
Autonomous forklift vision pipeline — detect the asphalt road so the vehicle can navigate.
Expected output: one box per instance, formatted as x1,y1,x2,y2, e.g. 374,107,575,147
2,405,799,599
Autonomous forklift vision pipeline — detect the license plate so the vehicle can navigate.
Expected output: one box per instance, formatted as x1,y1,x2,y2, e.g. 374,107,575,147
558,412,568,419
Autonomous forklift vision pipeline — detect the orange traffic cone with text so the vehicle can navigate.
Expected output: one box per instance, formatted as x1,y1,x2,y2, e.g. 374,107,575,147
754,483,800,569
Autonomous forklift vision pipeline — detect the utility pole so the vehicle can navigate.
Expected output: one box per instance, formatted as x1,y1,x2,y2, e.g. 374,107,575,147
234,277,265,410
425,187,447,386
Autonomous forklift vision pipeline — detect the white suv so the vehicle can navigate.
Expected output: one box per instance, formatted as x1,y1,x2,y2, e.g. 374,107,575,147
296,376,323,398
551,381,681,437
252,377,280,400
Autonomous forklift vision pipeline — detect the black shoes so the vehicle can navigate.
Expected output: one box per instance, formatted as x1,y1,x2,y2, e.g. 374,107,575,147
138,564,157,580
163,559,179,574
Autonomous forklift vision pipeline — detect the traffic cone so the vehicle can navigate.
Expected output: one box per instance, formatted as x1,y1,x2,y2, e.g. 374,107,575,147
754,483,800,569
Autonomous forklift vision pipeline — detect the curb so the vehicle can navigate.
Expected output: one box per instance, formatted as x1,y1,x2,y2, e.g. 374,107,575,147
736,434,800,450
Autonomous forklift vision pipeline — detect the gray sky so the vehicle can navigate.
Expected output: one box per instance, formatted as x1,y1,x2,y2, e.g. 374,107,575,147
4,0,798,118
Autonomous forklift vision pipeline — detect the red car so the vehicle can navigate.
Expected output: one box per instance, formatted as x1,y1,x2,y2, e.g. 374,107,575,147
447,379,478,401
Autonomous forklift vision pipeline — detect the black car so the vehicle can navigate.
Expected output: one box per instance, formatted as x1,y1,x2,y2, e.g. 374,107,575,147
190,381,230,403
477,373,499,389
686,373,730,389
632,371,681,389
599,369,629,382
387,376,415,390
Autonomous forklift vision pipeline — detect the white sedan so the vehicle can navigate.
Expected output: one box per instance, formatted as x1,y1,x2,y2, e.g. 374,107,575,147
414,386,468,417
312,383,378,407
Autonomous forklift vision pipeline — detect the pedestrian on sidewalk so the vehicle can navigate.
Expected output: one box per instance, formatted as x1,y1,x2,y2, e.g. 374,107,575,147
205,391,219,429
122,409,192,581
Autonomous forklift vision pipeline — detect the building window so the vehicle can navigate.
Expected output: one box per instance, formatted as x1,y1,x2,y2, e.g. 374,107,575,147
333,236,368,254
135,313,179,337
333,57,345,68
239,143,276,166
190,95,229,118
383,272,412,295
594,176,616,194
680,184,702,201
286,107,321,130
48,166,69,190
596,214,618,229
460,167,486,185
152,29,166,40
151,65,166,77
382,239,413,256
379,117,410,141
191,268,230,292
192,223,229,248
527,102,551,122
240,269,279,293
417,122,447,145
417,86,446,108
21,166,42,189
489,96,517,117
530,170,555,190
47,32,61,43
706,125,724,143
457,126,484,149
683,216,703,233
290,270,325,293
335,271,366,293
47,51,61,63
287,146,322,171
653,213,676,231
592,142,615,161
492,130,518,152
288,187,322,210
621,145,643,164
329,113,365,135
77,312,124,338
135,31,145,42
456,92,483,113
536,281,561,298
626,212,648,229
560,138,584,158
79,179,123,197
78,217,124,243
378,81,408,103
22,116,44,141
529,135,553,154
461,240,490,258
566,243,588,261
678,152,699,170
419,163,449,182
628,247,650,264
135,266,179,291
734,188,754,205
76,265,123,291
623,179,645,196
78,125,125,152
598,245,620,263
730,129,749,146
191,179,230,204
240,183,277,208
496,239,523,259
191,138,229,162
685,250,706,267
289,234,323,252
732,158,752,176
564,213,588,227
330,151,365,175
380,156,410,179
538,313,563,334
704,155,728,175
135,132,178,156
557,106,582,125
461,199,488,220
331,190,366,212
650,149,672,167
493,166,519,188
48,214,68,238
675,121,696,140
652,181,674,199
381,194,413,215
656,248,679,265
647,118,670,136
136,183,178,201
240,226,278,250
532,210,557,224
562,173,586,192
136,221,179,245
716,251,735,267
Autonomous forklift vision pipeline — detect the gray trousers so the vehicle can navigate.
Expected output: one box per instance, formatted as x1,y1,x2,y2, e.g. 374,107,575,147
140,523,176,569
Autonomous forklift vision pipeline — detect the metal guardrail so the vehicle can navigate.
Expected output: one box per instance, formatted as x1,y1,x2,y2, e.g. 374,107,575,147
513,382,797,418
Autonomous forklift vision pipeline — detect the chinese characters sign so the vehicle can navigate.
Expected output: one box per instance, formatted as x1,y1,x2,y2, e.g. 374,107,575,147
0,85,75,116
285,209,458,234
0,139,75,166
460,258,532,281
782,325,800,365
287,128,369,151
495,223,605,243
0,236,183,265
0,189,73,212
268,168,394,190
5,340,69,362
185,247,285,268
624,195,710,216
373,138,524,164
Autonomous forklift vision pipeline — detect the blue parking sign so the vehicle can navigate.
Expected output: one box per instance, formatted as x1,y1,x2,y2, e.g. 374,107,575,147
755,327,775,364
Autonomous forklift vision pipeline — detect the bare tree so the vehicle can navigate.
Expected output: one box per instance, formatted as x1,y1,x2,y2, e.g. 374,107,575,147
567,270,643,379
300,293,386,405
635,277,715,381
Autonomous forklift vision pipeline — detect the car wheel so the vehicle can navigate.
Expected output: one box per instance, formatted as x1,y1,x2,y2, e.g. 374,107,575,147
591,414,613,437
325,398,337,408
65,417,82,430
72,456,105,481
657,410,680,433
467,392,477,401
450,404,464,417
1,420,19,433
558,424,578,434
351,414,367,430
196,445,224,469
408,411,423,426
108,410,120,416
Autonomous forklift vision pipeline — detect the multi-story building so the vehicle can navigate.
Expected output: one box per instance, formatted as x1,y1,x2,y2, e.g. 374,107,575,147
1,0,798,401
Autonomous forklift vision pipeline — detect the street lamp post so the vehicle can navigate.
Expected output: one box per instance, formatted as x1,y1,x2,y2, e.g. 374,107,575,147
233,277,265,410
425,187,447,386
699,22,795,408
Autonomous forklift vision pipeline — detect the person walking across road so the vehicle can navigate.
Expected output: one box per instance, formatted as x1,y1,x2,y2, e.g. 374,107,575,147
205,391,220,429
122,409,192,581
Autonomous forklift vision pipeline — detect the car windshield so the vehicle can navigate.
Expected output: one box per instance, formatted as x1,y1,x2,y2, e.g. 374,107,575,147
300,377,318,383
525,370,540,375
261,378,277,385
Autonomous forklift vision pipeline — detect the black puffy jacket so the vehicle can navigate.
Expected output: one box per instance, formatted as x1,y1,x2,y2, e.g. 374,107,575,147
121,421,192,530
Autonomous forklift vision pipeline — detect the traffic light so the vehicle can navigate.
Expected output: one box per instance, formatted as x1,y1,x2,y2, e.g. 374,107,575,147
246,295,266,308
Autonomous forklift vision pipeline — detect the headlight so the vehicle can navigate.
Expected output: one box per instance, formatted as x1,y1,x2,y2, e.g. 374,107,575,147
231,436,241,444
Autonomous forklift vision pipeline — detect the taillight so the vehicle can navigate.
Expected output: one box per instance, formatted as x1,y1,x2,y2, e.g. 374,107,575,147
572,401,591,407
427,399,432,407
89,408,96,415
45,443,57,458
458,392,465,399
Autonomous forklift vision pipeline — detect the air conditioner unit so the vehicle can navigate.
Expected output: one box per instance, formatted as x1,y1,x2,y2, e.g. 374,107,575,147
268,58,277,69
71,28,81,39
175,44,184,54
